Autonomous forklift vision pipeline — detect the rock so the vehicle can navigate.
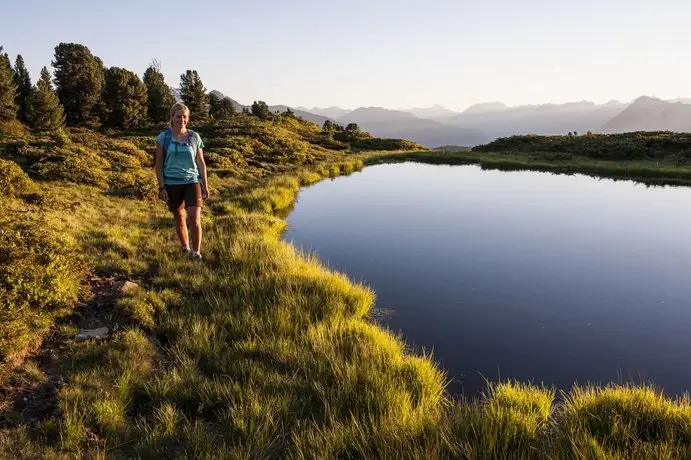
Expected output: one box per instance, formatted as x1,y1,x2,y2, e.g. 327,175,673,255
75,327,109,341
120,281,139,293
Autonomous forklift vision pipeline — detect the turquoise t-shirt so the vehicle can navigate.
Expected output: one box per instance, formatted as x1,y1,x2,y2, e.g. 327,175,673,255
156,130,204,185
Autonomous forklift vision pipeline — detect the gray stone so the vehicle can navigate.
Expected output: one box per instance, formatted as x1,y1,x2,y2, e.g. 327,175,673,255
120,281,139,293
75,327,109,341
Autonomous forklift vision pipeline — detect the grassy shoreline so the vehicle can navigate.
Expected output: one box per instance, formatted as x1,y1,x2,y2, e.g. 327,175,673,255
369,150,691,187
4,126,691,457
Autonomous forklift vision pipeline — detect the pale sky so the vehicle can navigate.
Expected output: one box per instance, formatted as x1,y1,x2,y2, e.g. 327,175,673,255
3,0,690,111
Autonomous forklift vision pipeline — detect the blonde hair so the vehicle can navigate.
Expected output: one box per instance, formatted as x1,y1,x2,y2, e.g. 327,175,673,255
169,103,190,127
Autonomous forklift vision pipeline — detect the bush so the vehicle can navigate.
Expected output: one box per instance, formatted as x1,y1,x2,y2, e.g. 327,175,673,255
0,119,27,139
473,132,691,162
311,134,349,151
0,158,37,197
0,213,85,359
351,138,422,151
33,146,110,187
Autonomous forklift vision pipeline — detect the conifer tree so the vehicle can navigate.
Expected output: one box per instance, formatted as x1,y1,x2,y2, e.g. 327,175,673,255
103,67,148,129
251,100,271,119
143,60,175,124
208,92,221,118
52,43,104,125
219,97,236,119
345,123,360,133
26,67,65,131
13,55,31,122
0,46,18,122
209,93,236,120
179,70,209,122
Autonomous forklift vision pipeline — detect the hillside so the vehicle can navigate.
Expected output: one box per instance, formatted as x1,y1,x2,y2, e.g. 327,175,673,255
266,105,334,126
0,113,426,457
295,106,350,119
447,100,626,138
600,96,691,133
0,113,421,367
339,107,419,124
338,107,487,147
461,101,509,115
5,115,691,457
473,131,691,161
402,104,459,119
187,91,335,126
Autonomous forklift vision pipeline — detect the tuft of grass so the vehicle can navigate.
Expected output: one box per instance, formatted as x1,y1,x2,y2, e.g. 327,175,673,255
116,288,180,328
449,380,554,458
237,176,300,213
557,384,691,457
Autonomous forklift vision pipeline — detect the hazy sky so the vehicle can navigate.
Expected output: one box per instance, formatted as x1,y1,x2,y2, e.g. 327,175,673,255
3,0,690,111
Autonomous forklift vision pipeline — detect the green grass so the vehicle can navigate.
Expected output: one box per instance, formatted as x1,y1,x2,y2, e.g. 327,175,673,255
474,131,691,161
370,150,691,186
4,122,691,458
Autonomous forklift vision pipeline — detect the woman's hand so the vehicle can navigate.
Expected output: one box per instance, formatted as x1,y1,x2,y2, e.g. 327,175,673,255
201,184,209,200
159,188,169,202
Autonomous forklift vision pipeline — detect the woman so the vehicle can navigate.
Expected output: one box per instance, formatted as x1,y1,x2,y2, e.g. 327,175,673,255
155,102,209,261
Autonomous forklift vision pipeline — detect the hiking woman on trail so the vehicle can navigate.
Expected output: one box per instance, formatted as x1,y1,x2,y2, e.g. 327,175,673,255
155,102,209,261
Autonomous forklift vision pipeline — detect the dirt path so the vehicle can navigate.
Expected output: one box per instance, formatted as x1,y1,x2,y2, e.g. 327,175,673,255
0,273,136,428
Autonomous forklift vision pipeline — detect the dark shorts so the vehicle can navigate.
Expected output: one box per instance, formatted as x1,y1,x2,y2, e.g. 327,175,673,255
165,183,203,212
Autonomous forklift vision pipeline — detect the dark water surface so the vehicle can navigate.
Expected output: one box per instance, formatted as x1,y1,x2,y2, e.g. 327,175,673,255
282,162,691,396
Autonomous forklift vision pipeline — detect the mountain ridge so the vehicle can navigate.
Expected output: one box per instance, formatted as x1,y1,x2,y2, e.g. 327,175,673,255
169,90,691,145
600,96,691,133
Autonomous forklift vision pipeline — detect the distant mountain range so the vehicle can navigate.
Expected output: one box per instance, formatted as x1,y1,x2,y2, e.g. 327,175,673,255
206,90,334,126
446,100,629,139
601,96,691,133
295,106,351,119
292,98,691,147
173,87,691,147
338,107,487,147
403,104,459,119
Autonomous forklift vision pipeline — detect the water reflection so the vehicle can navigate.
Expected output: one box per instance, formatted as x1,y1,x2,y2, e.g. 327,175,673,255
283,162,691,396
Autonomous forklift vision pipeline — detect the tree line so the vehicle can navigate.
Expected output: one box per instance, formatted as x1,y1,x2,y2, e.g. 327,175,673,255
0,42,271,132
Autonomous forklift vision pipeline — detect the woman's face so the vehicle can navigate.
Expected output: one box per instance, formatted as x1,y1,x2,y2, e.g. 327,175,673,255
172,110,189,129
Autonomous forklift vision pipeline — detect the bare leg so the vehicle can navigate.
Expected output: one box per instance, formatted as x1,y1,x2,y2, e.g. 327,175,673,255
174,208,189,248
187,206,202,252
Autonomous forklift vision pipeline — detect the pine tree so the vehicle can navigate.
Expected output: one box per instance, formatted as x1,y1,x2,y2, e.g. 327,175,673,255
219,97,236,119
345,123,360,133
143,60,175,124
0,46,18,122
52,43,104,125
27,67,65,131
208,92,221,118
103,67,148,129
209,93,236,120
251,100,271,119
12,55,31,122
179,70,209,122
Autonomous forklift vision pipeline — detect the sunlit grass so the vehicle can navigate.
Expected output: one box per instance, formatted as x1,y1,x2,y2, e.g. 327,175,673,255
5,126,691,457
556,383,691,458
372,150,691,186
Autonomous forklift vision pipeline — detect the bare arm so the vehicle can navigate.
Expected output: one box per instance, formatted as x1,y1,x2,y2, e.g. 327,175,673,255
155,143,167,201
196,147,209,199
